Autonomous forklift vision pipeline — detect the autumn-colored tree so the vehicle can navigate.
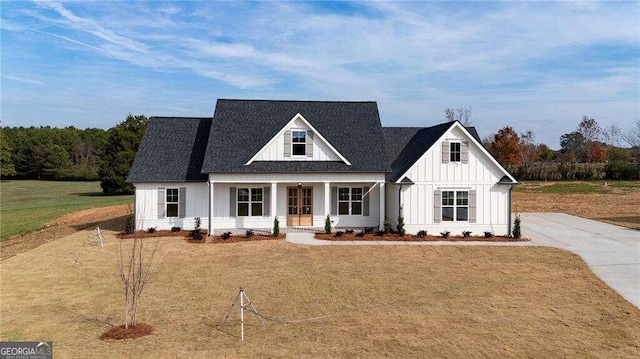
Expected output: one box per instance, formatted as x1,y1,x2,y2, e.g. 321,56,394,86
577,116,602,164
485,126,523,166
590,142,608,163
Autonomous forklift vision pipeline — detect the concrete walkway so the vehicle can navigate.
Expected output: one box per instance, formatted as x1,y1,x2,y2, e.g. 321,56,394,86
285,213,640,308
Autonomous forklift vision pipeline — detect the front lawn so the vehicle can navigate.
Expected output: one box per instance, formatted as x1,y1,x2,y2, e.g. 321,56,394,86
0,180,132,240
1,229,638,357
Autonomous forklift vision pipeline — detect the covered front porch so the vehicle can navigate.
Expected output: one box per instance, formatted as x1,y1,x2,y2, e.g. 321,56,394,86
207,173,386,234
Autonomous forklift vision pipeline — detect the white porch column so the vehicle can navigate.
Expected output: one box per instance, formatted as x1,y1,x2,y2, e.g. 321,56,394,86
324,181,331,219
271,182,277,232
208,181,214,235
379,182,385,230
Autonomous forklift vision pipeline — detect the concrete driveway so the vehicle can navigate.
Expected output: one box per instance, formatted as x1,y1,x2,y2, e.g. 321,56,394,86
521,213,640,308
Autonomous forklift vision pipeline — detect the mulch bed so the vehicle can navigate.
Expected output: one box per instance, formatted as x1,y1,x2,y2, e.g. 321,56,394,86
117,229,207,239
192,234,285,244
315,233,529,242
100,323,154,340
116,230,285,243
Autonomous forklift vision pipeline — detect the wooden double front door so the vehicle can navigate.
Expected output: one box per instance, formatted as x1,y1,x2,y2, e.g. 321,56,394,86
287,186,313,226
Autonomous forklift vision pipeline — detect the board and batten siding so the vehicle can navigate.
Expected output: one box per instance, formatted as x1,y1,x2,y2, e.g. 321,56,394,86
387,126,512,235
133,182,208,231
254,118,342,162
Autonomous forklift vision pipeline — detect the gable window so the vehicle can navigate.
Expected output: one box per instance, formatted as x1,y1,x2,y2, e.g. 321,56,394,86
166,188,179,217
450,142,461,162
442,190,468,221
292,130,306,156
338,187,363,215
237,188,263,216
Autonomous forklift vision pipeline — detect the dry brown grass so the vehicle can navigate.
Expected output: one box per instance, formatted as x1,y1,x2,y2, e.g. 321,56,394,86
0,204,130,261
2,227,639,358
513,181,640,229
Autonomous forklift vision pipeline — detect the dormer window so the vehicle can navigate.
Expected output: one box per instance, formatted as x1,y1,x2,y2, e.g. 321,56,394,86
292,130,307,156
450,142,461,162
442,140,469,164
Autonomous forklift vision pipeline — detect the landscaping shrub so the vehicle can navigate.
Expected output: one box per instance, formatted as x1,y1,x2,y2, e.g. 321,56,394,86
194,217,201,231
345,229,354,234
221,232,232,240
335,231,344,237
324,215,331,234
273,217,280,237
512,215,522,239
245,229,254,237
375,230,384,237
147,227,156,234
171,226,181,232
417,230,427,238
484,231,493,238
356,230,365,237
440,231,450,238
364,227,374,234
396,213,405,236
462,231,471,238
125,213,134,235
191,230,202,240
383,219,392,234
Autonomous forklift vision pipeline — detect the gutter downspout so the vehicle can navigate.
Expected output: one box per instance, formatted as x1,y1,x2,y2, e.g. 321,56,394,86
133,186,137,231
508,184,513,237
207,181,212,236
398,186,402,219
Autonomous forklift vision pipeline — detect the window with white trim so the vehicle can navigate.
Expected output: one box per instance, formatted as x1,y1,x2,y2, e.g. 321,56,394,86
237,188,263,216
292,130,306,156
442,190,468,221
166,188,179,218
450,142,461,162
338,187,363,215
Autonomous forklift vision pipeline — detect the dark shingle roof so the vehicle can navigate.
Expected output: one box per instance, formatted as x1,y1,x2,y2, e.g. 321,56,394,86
201,99,389,173
127,117,211,182
466,127,481,143
383,122,484,182
382,127,422,167
383,122,453,182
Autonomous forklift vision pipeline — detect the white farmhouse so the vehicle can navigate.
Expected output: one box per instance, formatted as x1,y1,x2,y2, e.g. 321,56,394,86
127,99,517,235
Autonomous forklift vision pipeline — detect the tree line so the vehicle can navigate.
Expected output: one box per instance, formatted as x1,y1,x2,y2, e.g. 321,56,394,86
482,116,640,180
1,111,638,196
1,114,148,195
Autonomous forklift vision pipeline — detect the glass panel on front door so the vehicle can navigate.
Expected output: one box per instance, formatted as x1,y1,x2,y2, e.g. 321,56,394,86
287,186,313,226
288,188,298,215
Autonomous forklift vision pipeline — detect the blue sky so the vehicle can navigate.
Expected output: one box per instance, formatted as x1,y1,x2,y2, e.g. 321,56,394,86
1,1,638,148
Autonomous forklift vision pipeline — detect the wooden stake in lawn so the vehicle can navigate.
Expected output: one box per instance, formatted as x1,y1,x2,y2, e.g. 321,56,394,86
219,287,265,341
85,226,104,247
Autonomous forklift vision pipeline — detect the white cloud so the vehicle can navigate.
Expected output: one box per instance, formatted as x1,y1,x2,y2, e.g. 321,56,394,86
0,0,637,146
1,75,43,85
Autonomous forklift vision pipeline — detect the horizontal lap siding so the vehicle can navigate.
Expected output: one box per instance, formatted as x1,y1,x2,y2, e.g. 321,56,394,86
211,180,381,228
133,182,208,231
